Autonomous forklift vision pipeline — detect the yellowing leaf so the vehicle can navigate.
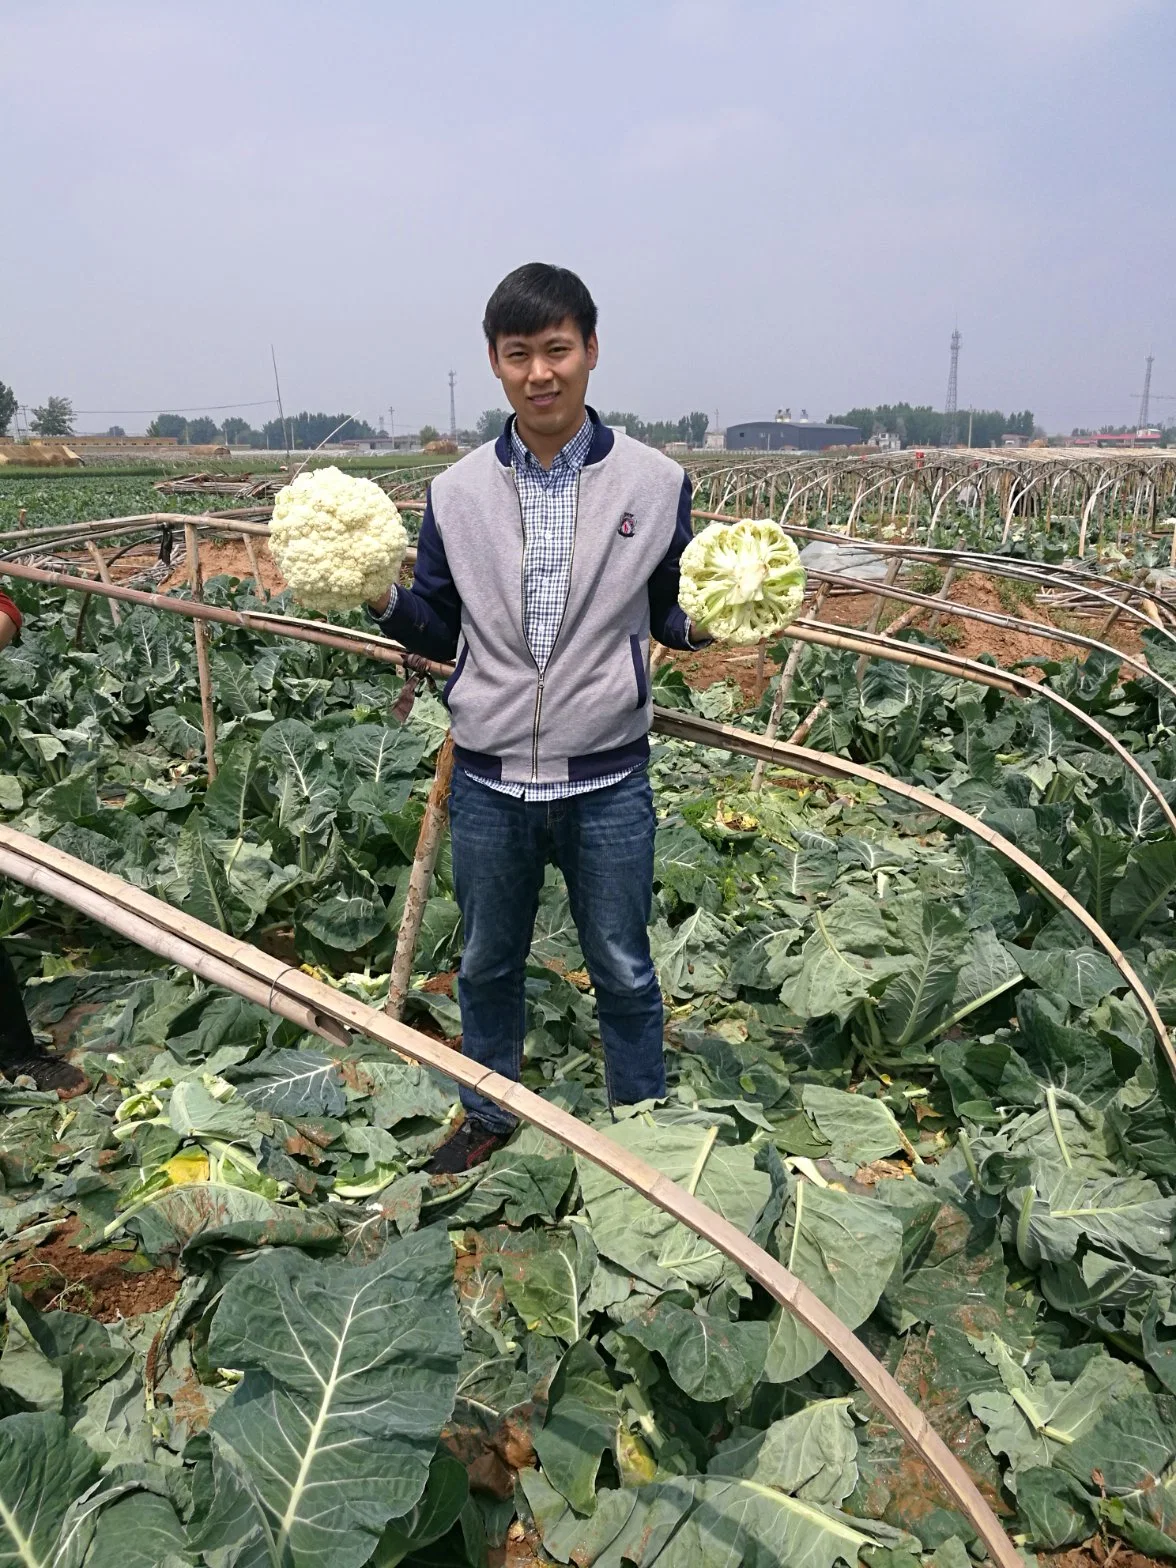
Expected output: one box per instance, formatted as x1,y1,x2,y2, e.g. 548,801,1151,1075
163,1150,210,1186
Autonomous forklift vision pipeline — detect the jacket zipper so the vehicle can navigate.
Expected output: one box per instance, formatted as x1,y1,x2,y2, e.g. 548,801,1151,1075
516,467,582,784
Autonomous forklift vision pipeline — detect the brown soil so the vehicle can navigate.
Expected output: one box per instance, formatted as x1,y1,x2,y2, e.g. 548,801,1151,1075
1044,1546,1165,1568
162,537,285,595
10,1218,179,1322
420,970,456,997
490,1521,548,1568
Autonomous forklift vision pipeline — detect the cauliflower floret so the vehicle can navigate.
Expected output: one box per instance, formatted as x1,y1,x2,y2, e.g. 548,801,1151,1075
269,466,408,614
680,518,806,645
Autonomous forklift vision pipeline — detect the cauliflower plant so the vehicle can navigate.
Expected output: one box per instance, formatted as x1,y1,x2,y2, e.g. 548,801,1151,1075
680,518,806,645
269,466,408,614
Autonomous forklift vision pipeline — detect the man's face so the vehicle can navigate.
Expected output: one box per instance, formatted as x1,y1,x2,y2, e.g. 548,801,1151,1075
489,317,598,438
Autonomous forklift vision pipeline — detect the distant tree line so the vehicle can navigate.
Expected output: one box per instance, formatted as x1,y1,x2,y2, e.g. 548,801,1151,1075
829,403,1037,447
601,410,709,447
147,411,380,448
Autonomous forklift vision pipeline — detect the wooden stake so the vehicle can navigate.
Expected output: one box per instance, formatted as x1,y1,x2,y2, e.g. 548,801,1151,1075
85,542,121,627
240,530,264,590
184,523,218,782
751,639,803,793
750,586,831,792
385,734,455,1020
925,564,957,633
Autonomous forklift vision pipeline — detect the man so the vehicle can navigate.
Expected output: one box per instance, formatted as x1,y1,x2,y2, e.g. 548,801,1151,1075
0,590,87,1095
369,262,710,1172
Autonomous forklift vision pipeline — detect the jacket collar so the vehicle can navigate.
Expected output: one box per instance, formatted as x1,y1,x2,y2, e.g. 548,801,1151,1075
495,405,614,469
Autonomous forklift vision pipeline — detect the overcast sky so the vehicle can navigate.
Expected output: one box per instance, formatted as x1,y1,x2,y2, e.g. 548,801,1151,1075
2,0,1172,437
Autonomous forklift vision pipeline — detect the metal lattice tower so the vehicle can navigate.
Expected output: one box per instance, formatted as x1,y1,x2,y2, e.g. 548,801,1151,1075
448,370,457,441
1139,354,1154,428
943,328,961,444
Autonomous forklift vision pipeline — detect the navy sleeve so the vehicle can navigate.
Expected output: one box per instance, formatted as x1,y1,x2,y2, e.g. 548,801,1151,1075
648,473,696,650
373,490,462,662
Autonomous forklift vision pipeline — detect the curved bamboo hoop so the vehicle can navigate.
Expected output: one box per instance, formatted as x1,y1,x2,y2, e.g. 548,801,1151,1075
803,568,1176,702
787,619,1176,834
654,709,1175,1076
759,520,1176,645
0,559,449,680
2,556,1170,1067
7,555,1170,828
0,825,1020,1568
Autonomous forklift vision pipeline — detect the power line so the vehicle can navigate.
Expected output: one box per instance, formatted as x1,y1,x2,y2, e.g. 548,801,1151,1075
63,399,277,415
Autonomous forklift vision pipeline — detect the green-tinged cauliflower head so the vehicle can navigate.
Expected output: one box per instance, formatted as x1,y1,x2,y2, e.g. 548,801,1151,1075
679,518,806,645
269,466,408,614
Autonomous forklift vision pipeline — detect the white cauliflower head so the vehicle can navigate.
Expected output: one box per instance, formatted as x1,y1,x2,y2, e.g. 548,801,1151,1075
269,466,408,614
679,518,806,645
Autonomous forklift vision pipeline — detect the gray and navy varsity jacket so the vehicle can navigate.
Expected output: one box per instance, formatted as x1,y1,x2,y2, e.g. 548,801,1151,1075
377,409,695,787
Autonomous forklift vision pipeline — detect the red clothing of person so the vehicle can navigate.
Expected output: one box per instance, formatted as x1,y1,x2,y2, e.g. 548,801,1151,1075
0,592,22,633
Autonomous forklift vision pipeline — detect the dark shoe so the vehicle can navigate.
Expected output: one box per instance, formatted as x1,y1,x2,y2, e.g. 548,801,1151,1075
426,1118,511,1175
4,1055,88,1098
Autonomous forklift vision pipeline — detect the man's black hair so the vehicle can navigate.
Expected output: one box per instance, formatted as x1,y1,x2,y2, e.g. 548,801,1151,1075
483,263,598,347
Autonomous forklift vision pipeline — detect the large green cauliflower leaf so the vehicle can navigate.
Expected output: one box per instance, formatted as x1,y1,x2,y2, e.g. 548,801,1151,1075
270,466,408,614
680,517,806,645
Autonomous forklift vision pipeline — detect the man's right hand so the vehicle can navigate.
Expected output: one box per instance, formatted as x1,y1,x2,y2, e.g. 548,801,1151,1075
368,589,392,617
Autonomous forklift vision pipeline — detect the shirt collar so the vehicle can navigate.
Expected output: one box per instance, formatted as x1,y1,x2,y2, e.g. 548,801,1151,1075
510,413,593,476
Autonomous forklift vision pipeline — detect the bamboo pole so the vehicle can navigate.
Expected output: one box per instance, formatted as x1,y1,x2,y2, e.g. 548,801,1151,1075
385,734,455,1020
0,559,448,679
184,523,218,783
0,825,1022,1568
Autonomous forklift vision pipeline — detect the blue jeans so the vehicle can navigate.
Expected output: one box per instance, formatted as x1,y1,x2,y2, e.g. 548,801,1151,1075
448,767,665,1133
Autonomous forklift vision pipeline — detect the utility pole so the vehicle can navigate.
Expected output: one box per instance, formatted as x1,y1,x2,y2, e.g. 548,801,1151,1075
966,409,973,449
1140,354,1155,428
448,371,457,442
943,328,961,445
388,407,395,438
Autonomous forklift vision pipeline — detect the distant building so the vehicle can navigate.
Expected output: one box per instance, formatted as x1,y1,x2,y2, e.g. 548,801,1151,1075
1001,432,1028,448
725,420,861,452
1072,429,1163,448
704,429,726,450
866,431,902,452
663,440,690,455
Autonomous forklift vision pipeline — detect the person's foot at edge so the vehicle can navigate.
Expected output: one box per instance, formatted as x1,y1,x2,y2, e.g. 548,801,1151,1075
4,1054,89,1099
426,1117,511,1176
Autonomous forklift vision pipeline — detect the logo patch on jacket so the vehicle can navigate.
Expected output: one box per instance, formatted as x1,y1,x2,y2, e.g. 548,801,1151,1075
618,512,636,537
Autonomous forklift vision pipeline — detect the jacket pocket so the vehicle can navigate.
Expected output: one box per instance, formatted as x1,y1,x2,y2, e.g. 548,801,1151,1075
629,634,648,709
442,642,469,709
